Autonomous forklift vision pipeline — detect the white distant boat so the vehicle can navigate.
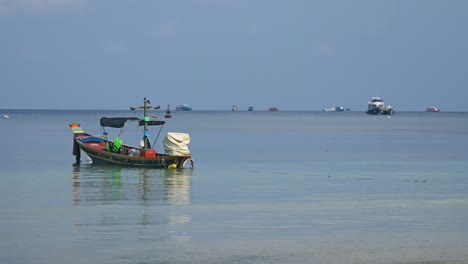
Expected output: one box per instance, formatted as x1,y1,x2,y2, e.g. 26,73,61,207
425,106,440,112
3,114,10,119
175,104,192,111
366,96,395,115
322,106,345,112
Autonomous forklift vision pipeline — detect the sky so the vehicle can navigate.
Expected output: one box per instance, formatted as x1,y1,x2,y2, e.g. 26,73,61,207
1,0,467,111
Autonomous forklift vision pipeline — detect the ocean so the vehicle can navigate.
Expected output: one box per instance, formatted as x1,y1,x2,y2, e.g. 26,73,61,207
0,110,467,264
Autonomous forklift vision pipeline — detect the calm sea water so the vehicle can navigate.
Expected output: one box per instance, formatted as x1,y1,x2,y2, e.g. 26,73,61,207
0,110,467,264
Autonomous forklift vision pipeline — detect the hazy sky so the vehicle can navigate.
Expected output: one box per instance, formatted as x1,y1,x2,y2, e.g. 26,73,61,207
1,0,467,111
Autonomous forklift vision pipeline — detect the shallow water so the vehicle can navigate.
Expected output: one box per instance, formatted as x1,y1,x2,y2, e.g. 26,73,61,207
1,110,467,263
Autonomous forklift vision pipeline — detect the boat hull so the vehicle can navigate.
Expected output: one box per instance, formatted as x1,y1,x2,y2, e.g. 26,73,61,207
366,108,395,115
74,137,193,169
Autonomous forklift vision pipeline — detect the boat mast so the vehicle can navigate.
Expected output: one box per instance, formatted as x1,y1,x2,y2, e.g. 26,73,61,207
143,97,149,149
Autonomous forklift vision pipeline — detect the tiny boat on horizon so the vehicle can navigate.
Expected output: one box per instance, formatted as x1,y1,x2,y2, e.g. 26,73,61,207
268,107,279,112
165,104,172,118
323,106,346,112
425,106,440,112
175,104,192,111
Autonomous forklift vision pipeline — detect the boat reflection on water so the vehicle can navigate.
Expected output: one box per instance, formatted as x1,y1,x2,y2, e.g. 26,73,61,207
72,164,193,206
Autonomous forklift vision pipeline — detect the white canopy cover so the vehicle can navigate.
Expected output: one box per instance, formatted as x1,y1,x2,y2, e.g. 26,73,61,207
163,132,191,156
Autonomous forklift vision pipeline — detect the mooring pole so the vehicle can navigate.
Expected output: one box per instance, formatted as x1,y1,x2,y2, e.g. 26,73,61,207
73,139,81,163
143,97,149,149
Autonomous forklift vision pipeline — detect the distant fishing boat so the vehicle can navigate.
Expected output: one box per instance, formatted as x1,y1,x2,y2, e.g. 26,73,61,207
2,114,9,119
175,104,192,111
248,106,254,111
322,106,345,112
232,105,238,111
366,96,395,115
268,107,279,112
425,106,440,112
165,104,172,118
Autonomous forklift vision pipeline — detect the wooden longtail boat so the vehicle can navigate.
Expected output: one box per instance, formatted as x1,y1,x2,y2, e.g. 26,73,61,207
70,98,193,169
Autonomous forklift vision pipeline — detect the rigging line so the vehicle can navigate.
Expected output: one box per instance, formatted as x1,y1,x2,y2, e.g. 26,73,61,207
152,124,165,149
118,125,125,137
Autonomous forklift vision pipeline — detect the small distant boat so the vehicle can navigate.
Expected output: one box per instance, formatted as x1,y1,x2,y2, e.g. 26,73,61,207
248,106,254,111
175,104,192,111
366,96,395,115
232,105,238,111
323,106,345,112
268,107,279,112
425,106,440,112
69,98,193,168
165,104,172,118
3,114,9,119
